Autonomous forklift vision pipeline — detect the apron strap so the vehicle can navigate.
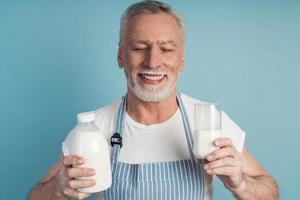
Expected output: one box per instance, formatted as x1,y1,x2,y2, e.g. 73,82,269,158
176,93,199,163
111,96,126,163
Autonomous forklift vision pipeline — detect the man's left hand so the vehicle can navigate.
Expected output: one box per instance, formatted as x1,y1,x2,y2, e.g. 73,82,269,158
203,137,244,190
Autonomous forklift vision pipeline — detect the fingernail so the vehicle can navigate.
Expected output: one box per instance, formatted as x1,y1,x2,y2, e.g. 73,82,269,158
78,158,84,164
91,169,96,175
215,140,219,146
207,170,212,174
204,165,208,170
207,155,212,161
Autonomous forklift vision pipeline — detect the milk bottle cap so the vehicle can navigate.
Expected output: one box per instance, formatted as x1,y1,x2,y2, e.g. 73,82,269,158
77,111,96,123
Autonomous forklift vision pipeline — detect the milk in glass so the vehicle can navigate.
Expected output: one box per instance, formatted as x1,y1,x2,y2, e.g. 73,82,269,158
194,103,221,159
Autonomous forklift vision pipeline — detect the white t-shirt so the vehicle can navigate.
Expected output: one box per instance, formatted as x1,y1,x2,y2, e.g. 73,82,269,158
92,93,246,200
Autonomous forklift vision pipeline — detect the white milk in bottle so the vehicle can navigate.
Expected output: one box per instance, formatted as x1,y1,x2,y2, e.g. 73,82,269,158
62,111,112,193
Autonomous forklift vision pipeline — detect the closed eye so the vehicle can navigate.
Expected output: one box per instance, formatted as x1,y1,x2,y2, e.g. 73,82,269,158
161,48,174,52
132,47,148,51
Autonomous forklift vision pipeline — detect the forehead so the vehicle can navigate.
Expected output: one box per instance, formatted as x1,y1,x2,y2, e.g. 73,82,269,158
124,12,183,44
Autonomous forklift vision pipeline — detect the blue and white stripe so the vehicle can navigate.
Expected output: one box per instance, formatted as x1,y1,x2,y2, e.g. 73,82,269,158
104,93,204,200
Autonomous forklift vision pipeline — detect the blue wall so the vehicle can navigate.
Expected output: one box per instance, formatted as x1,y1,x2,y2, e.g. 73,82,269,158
1,1,299,199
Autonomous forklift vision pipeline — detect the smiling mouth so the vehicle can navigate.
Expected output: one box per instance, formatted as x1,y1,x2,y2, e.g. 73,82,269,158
138,71,167,83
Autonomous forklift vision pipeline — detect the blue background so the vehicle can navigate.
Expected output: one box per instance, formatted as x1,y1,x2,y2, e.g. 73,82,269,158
1,1,299,199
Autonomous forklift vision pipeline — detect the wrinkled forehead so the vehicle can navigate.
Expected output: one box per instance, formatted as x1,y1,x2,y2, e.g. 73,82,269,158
122,13,184,45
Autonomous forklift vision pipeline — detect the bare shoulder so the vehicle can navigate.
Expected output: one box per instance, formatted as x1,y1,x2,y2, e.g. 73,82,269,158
39,152,64,184
240,146,269,177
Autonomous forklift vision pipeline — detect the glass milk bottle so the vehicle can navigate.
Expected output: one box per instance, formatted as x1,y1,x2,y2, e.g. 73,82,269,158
193,103,222,159
62,111,112,193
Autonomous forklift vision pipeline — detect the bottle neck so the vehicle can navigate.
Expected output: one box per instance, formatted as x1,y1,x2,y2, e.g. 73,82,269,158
78,121,94,125
76,121,98,132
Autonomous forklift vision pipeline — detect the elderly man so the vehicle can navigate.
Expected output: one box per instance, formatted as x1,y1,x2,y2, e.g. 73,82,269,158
28,1,278,199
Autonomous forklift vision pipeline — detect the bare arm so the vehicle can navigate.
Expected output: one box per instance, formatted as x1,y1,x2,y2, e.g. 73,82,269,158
204,138,279,200
230,147,279,200
232,173,278,200
28,153,96,200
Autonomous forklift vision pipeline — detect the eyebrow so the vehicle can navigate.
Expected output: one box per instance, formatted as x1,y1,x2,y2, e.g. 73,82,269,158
130,40,151,45
130,39,177,47
157,40,177,47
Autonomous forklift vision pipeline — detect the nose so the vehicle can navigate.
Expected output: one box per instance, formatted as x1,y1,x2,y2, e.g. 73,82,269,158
144,47,161,69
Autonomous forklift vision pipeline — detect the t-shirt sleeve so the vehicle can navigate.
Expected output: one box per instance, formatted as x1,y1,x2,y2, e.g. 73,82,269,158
221,111,246,152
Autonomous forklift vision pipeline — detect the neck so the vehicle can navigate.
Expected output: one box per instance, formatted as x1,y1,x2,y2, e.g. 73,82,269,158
126,90,178,125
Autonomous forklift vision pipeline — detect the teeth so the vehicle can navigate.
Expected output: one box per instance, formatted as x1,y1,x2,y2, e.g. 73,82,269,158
139,71,166,76
139,71,166,81
141,74,164,80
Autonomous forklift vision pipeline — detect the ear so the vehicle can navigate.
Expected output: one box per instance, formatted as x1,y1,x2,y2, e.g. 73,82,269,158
117,42,124,69
180,57,185,72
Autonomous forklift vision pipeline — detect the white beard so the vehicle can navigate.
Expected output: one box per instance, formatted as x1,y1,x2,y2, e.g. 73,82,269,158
127,70,178,102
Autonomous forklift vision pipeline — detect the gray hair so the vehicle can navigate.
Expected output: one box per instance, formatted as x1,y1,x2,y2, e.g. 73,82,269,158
119,0,185,44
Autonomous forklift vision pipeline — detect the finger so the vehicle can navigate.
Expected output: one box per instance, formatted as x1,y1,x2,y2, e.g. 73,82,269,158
207,146,236,161
67,167,95,178
206,166,237,176
69,179,96,189
64,156,84,166
63,188,91,199
213,137,233,148
204,157,236,171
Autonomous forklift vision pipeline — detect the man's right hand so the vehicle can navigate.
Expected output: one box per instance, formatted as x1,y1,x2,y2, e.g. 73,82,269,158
53,155,96,199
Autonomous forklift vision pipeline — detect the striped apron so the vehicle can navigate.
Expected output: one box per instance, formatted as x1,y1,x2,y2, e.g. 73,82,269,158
103,93,205,200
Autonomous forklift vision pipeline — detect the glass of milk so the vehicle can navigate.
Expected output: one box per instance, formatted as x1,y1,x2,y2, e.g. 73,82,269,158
193,103,222,159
